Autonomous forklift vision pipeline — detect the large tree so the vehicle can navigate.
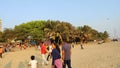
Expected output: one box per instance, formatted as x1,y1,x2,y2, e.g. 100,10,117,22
1,20,109,43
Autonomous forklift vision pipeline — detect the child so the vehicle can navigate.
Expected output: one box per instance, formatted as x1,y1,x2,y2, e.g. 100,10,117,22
51,42,62,68
28,55,38,68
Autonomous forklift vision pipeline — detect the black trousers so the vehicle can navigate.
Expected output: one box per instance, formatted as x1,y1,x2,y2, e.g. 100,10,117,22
63,60,72,68
47,52,51,61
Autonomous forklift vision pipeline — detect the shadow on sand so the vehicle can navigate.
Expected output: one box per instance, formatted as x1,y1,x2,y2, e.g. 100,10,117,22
116,64,120,68
4,61,12,68
35,54,43,68
18,62,25,68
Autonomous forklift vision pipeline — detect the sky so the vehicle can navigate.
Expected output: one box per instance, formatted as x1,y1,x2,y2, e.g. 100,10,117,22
0,0,120,38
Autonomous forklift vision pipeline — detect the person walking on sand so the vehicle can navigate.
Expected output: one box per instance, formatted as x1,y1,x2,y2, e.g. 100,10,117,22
51,42,62,68
47,43,52,61
62,38,72,68
41,42,48,65
28,55,38,68
80,42,84,49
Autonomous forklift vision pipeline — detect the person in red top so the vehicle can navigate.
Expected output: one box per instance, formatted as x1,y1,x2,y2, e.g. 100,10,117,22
41,42,48,65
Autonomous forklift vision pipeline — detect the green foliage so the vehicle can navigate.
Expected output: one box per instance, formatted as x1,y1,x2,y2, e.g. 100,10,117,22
14,20,46,41
98,31,109,40
2,28,15,42
0,20,109,43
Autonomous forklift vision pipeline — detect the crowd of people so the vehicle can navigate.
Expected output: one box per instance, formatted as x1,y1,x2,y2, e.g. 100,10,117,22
0,38,72,68
28,38,72,68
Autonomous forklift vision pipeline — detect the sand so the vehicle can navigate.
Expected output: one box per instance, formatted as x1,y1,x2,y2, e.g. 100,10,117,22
0,42,120,68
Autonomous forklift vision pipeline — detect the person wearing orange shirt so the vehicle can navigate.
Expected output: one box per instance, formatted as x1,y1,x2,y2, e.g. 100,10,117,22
0,46,3,58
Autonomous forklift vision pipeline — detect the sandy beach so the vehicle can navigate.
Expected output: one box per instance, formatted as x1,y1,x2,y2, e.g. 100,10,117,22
0,42,120,68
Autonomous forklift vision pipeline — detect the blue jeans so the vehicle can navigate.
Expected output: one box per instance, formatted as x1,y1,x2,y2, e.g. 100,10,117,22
63,60,72,68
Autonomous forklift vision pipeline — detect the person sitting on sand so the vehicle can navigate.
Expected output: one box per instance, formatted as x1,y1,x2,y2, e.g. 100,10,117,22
28,55,38,68
0,46,3,58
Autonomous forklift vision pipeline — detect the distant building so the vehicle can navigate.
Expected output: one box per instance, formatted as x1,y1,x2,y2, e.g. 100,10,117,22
0,19,2,32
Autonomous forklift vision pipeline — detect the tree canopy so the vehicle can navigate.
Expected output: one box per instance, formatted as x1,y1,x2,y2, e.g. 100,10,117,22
0,20,109,44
